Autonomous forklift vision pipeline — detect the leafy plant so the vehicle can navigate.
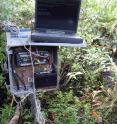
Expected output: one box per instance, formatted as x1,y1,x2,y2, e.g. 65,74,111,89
0,104,15,124
20,108,33,124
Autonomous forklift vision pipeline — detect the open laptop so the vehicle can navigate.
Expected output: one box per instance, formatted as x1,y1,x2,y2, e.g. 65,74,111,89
31,0,85,47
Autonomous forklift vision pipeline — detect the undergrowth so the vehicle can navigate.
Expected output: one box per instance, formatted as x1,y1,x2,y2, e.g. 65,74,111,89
0,0,117,123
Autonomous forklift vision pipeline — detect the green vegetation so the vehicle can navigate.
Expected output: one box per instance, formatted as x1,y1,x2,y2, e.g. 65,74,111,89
0,105,15,124
0,0,117,123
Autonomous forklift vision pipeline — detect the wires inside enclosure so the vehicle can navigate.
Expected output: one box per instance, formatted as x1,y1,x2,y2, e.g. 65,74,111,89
24,43,45,124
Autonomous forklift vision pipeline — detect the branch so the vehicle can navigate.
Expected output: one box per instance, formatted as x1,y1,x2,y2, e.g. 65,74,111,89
8,104,21,124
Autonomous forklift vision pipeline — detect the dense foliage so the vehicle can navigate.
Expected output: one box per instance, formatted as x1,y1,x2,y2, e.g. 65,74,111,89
0,0,117,124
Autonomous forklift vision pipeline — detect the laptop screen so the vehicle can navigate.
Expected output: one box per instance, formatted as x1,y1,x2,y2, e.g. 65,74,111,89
35,0,81,33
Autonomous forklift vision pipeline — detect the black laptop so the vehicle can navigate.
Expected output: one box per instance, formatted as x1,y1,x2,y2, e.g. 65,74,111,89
32,0,84,46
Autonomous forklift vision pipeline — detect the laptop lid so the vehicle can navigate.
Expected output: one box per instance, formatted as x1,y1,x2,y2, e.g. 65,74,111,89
35,0,81,34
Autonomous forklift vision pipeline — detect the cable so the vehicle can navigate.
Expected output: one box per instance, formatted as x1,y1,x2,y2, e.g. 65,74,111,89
5,25,33,113
24,42,45,124
12,52,27,90
12,93,32,106
10,54,20,90
24,45,53,73
4,24,19,34
6,25,45,123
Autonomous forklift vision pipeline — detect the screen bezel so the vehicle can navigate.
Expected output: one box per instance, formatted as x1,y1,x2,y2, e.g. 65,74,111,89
35,0,81,34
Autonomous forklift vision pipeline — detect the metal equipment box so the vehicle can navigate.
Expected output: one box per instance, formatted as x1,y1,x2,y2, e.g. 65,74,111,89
6,29,59,96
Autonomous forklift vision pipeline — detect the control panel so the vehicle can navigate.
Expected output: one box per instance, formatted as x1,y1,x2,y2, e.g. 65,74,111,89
8,46,58,93
15,51,50,67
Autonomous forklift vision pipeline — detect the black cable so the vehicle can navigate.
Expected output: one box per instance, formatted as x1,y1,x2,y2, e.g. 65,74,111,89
10,52,27,90
13,52,27,90
10,55,20,90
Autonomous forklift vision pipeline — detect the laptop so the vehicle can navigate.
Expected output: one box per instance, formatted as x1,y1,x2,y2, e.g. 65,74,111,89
32,0,85,47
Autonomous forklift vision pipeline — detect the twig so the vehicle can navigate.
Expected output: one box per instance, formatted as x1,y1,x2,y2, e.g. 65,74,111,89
8,104,21,124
